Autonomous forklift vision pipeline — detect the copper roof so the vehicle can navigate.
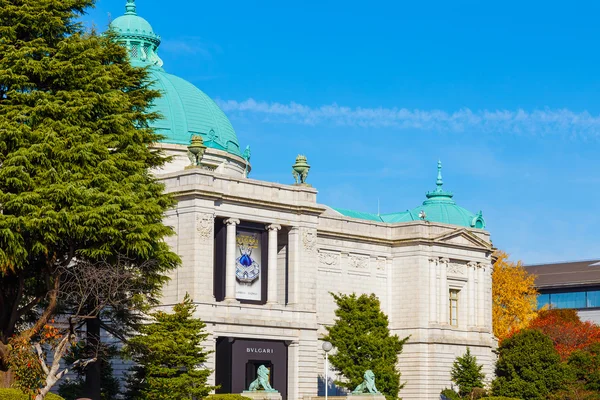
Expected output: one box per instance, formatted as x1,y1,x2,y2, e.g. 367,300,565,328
525,259,600,289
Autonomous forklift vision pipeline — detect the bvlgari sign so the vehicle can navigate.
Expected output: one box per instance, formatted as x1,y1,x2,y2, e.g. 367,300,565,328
235,230,262,301
246,347,275,354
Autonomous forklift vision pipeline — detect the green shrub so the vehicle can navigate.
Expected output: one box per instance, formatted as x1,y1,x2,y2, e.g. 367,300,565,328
208,395,252,400
480,397,522,400
0,388,64,399
492,329,567,399
441,388,461,400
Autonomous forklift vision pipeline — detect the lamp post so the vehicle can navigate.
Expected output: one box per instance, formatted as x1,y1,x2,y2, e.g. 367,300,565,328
322,341,333,400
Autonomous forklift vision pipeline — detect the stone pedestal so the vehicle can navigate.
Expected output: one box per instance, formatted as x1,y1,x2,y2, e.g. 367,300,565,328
347,394,386,400
242,391,283,400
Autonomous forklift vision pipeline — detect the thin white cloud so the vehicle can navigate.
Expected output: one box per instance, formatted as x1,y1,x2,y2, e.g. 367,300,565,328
216,98,600,137
160,37,221,59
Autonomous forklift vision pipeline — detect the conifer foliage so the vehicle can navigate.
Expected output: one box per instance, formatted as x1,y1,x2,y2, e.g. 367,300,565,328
0,0,179,381
450,348,485,397
492,329,566,399
323,293,408,400
123,294,213,400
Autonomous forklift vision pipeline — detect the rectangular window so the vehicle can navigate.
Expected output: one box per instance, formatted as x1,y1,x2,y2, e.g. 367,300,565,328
449,289,459,326
550,291,586,309
587,290,600,308
537,293,550,309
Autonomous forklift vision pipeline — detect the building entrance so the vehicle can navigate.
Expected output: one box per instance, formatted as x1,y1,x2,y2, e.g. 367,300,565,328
215,337,288,400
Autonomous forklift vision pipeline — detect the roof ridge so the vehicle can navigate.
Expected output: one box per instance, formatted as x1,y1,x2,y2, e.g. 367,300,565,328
525,258,600,267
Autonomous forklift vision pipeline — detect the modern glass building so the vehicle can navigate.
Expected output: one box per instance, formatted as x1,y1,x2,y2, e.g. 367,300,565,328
525,259,600,323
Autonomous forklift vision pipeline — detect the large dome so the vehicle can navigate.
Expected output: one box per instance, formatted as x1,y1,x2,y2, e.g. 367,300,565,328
109,0,242,157
334,161,486,229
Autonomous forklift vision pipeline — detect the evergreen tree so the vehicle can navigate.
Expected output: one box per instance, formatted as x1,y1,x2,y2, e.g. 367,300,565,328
57,342,121,400
323,293,409,400
123,294,213,400
450,347,485,397
0,0,179,392
492,329,567,399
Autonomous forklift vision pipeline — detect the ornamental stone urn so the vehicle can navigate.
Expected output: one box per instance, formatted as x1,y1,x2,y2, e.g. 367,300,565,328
186,135,207,168
292,154,310,186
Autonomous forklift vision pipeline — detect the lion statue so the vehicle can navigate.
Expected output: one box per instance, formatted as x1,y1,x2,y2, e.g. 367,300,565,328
352,369,380,394
248,365,276,392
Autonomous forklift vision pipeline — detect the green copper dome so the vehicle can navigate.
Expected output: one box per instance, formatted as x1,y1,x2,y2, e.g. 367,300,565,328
333,161,486,229
109,0,242,157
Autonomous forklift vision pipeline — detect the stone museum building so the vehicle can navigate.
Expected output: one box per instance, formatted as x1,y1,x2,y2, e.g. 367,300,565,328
109,1,497,399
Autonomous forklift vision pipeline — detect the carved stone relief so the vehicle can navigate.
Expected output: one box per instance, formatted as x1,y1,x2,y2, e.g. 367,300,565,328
349,254,369,269
196,213,214,239
319,250,340,267
376,258,387,271
447,262,467,276
302,230,316,251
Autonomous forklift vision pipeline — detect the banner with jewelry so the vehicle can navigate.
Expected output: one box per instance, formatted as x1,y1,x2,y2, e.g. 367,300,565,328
235,230,262,301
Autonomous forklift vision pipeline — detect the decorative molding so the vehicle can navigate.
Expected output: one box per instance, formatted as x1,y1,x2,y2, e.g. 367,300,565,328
440,258,450,265
302,230,317,251
196,213,214,239
429,257,439,265
318,250,340,267
447,262,466,276
376,257,387,271
224,218,240,226
349,254,369,269
467,261,478,269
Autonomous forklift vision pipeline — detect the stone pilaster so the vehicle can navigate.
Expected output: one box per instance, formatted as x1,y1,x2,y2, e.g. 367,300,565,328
287,227,300,305
266,224,282,304
439,258,449,324
224,218,240,302
429,257,439,323
467,261,477,327
477,263,485,327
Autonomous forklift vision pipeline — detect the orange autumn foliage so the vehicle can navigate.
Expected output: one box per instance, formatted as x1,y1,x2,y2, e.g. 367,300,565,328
492,251,539,342
527,309,600,360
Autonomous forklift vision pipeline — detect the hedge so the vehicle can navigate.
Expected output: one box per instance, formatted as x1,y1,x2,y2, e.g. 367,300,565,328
440,389,461,400
0,388,64,399
208,395,252,400
479,397,522,400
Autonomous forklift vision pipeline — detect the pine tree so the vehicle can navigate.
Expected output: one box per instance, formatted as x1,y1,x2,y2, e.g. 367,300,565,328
0,0,179,390
123,294,214,400
323,293,409,400
450,348,485,397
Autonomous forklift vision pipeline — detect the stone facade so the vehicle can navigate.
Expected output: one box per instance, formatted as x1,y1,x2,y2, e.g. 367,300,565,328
156,154,496,400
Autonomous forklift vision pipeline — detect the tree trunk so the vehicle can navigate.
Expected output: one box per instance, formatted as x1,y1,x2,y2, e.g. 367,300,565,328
83,317,102,400
0,370,14,388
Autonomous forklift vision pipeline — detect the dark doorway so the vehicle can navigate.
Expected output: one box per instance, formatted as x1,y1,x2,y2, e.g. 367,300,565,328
215,337,288,400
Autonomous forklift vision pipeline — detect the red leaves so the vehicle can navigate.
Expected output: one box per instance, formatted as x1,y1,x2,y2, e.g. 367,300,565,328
527,309,600,360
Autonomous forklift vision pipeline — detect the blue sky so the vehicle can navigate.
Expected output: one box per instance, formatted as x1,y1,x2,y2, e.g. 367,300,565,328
86,0,599,264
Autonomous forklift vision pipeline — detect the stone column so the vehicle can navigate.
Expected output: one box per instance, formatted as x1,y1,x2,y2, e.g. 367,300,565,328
224,218,240,301
467,262,477,327
477,263,485,327
439,258,449,324
267,224,281,304
429,257,439,323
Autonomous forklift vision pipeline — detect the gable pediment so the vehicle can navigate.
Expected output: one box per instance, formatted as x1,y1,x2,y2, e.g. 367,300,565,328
433,228,492,250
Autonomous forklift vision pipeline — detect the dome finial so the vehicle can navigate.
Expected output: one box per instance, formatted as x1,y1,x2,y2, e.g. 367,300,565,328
436,160,443,190
125,0,136,15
